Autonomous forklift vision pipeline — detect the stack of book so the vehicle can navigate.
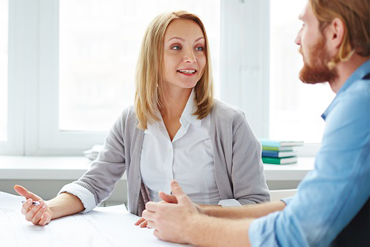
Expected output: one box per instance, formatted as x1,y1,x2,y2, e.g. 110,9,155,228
260,139,304,165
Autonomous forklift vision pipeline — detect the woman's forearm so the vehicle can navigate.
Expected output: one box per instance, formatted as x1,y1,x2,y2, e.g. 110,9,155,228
46,192,85,220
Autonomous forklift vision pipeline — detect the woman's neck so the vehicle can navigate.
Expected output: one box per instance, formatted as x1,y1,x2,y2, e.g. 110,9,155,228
160,87,192,120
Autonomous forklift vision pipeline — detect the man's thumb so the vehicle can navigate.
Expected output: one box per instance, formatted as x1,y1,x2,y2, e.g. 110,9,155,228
14,185,41,201
170,180,187,202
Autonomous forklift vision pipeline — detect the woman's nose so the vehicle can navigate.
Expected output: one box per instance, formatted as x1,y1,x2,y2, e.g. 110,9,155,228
183,48,196,63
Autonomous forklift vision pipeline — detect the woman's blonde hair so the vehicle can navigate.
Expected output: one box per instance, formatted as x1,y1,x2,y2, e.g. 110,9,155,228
134,10,214,129
310,0,370,67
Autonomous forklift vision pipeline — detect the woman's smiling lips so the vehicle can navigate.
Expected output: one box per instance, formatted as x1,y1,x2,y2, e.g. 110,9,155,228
177,69,197,76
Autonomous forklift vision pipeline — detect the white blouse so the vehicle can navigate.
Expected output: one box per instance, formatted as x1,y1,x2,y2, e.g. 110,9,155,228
140,91,222,205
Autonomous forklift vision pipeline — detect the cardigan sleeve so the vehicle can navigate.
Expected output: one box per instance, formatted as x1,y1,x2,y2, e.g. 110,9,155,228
230,110,270,204
59,108,129,211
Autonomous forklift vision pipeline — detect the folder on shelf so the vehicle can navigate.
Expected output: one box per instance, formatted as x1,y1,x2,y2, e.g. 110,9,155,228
262,156,298,165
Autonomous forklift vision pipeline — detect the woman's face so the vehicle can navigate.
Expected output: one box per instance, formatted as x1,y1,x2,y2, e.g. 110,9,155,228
162,19,206,91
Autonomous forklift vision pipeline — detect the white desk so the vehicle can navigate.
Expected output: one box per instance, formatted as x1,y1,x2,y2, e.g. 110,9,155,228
0,156,315,181
0,191,189,247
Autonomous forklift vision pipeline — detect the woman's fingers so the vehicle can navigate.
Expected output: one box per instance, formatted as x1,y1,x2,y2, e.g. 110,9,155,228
135,217,146,226
38,212,51,226
31,202,47,225
15,185,52,226
135,217,149,228
139,219,148,228
21,199,33,215
25,201,45,223
14,185,42,201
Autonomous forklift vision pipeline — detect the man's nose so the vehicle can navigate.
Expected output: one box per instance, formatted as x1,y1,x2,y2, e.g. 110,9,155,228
295,30,302,46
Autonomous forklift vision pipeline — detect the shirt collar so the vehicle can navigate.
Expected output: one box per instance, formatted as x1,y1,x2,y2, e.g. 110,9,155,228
321,59,370,120
181,90,202,127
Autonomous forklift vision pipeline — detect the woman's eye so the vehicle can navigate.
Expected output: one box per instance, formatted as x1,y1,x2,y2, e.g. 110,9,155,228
171,45,181,50
195,46,204,51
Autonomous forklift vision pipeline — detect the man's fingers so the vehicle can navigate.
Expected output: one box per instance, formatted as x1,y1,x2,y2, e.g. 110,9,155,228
145,202,160,212
146,220,156,229
14,185,41,201
142,208,158,221
159,191,178,204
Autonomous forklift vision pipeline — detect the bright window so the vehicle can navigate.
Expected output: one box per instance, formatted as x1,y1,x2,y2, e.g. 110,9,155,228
269,0,335,143
0,0,8,141
59,0,220,131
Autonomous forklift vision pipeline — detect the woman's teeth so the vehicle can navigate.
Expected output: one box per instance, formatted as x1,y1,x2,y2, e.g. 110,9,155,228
177,70,196,74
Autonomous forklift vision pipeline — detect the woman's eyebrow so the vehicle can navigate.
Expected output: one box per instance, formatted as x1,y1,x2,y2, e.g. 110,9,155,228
166,36,205,42
194,37,205,42
167,37,184,42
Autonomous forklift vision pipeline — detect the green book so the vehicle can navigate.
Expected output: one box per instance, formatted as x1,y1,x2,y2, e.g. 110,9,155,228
262,156,297,165
262,146,294,151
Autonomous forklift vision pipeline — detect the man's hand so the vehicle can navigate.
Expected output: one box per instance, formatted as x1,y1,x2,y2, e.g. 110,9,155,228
135,188,179,228
158,189,206,215
142,180,198,244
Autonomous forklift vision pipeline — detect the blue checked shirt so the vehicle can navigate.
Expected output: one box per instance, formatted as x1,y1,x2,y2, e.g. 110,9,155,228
249,60,370,247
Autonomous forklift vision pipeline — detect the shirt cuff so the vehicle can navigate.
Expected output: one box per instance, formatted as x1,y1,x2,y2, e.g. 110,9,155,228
218,199,242,207
58,183,96,213
280,196,294,205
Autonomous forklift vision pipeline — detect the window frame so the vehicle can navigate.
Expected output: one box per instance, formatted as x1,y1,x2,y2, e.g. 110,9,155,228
2,0,320,156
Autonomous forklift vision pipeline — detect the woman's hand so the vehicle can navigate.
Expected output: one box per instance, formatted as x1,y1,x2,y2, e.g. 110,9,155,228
135,217,150,228
14,185,53,226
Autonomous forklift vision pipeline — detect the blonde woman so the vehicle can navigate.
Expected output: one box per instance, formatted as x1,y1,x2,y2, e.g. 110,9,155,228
14,11,269,226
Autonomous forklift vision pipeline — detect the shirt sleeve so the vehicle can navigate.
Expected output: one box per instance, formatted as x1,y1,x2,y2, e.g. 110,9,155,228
218,199,242,207
58,183,96,213
249,89,370,247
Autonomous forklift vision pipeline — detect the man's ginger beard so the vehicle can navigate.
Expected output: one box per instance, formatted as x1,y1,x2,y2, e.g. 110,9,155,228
299,36,338,84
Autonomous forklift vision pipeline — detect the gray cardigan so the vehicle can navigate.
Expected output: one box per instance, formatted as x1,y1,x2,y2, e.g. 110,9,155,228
73,100,270,216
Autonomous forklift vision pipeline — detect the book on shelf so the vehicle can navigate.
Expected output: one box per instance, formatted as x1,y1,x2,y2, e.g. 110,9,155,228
260,139,304,147
262,150,297,158
262,156,298,165
262,146,294,151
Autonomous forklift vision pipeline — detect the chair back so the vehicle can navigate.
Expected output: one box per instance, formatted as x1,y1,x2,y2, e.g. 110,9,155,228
269,189,297,202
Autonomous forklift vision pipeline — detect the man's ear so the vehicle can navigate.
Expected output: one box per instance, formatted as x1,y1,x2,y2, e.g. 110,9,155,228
327,17,345,50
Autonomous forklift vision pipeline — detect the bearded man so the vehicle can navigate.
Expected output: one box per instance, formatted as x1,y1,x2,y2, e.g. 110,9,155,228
142,0,370,246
